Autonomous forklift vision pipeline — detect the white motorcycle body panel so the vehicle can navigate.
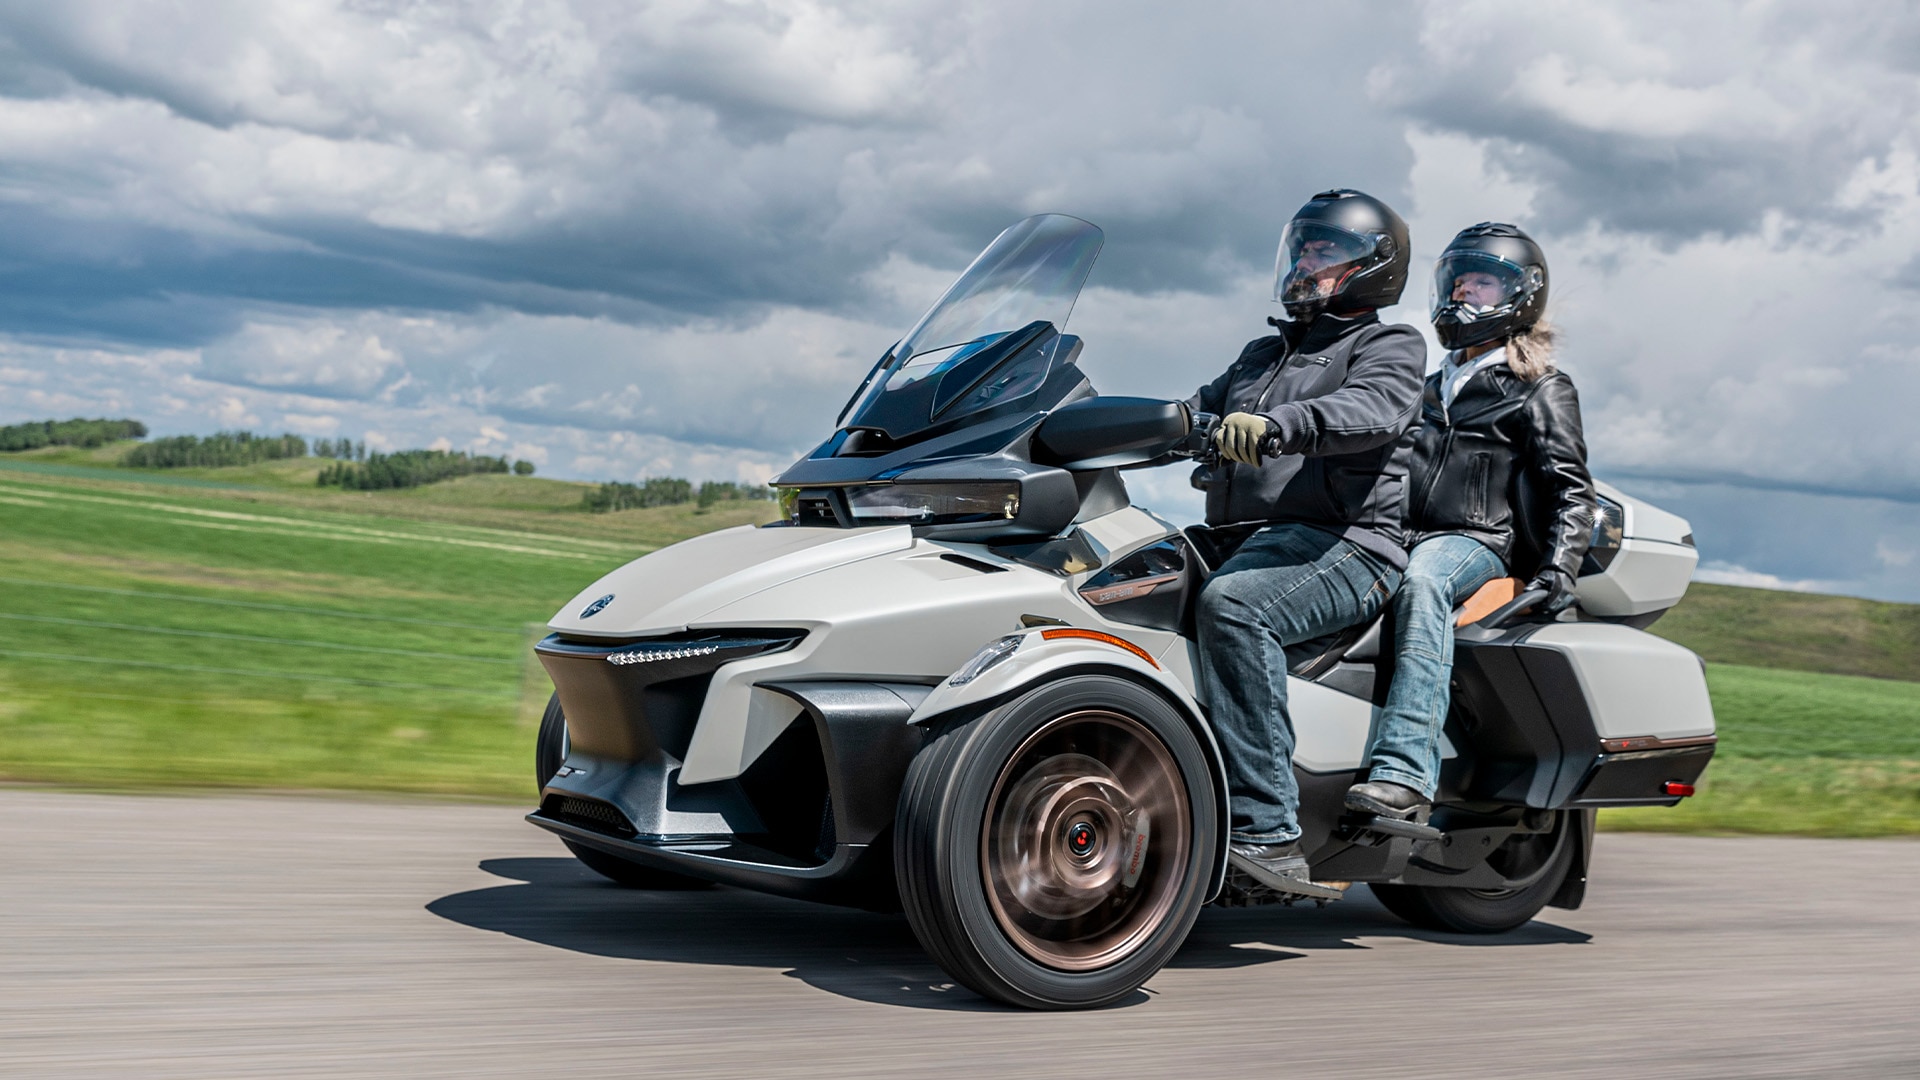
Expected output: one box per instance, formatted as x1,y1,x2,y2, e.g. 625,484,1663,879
908,629,1203,727
1577,480,1700,617
550,508,1183,784
547,524,914,639
541,487,1706,787
1522,622,1715,741
1286,679,1380,772
679,540,1148,782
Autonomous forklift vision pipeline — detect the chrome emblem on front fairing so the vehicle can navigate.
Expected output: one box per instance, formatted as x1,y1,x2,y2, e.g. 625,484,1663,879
579,593,615,619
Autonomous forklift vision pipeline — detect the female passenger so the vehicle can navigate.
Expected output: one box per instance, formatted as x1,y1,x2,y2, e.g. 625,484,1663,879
1345,223,1598,822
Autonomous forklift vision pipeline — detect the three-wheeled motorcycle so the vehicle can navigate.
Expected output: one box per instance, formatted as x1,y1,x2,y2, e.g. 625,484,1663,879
526,214,1716,1009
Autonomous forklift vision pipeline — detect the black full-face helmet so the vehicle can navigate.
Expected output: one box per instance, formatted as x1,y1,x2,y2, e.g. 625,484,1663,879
1273,188,1411,319
1430,222,1549,350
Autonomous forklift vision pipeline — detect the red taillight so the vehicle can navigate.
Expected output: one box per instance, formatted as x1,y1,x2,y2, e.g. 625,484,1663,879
1663,781,1696,797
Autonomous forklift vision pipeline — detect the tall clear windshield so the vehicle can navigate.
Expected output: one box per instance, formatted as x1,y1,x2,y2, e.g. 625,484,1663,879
841,215,1103,429
897,214,1104,364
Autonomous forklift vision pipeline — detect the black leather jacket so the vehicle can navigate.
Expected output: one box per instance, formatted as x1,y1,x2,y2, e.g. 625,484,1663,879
1405,360,1597,581
1187,312,1426,570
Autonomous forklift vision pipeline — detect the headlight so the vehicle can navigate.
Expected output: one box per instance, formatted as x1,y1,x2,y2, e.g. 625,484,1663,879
845,482,1020,526
949,634,1025,685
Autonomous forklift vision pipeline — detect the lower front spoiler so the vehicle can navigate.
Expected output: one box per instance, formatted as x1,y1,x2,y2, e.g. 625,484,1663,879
527,810,899,909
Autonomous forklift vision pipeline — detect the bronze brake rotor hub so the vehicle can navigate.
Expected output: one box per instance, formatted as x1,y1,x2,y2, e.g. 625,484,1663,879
982,710,1190,972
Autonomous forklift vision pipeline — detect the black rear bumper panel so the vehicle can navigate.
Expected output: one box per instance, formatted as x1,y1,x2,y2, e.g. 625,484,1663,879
1564,743,1717,808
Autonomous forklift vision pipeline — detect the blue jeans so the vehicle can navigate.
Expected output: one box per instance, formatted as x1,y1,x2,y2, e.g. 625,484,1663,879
1367,534,1506,798
1195,524,1400,844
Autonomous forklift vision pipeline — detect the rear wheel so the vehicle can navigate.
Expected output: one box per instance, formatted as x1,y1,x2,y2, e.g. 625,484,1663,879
895,675,1217,1009
1369,811,1575,933
535,694,710,890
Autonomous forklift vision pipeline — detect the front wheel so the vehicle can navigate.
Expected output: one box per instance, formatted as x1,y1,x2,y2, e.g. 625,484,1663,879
535,693,710,890
1369,811,1576,933
895,675,1218,1010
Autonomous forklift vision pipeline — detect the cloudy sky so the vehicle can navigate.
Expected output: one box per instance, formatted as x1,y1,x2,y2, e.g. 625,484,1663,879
1,0,1917,600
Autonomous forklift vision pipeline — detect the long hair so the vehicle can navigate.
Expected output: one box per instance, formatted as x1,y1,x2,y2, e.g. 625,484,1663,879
1506,318,1557,381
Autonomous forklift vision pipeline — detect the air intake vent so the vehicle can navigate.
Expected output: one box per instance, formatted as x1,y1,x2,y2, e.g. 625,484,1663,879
542,794,637,837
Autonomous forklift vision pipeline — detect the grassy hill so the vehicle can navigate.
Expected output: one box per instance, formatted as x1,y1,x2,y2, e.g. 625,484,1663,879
1,447,1915,836
1650,582,1920,682
0,450,776,797
1591,582,1920,836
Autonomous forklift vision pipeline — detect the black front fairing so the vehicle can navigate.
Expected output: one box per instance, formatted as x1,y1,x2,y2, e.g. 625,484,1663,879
846,320,1068,442
770,214,1201,539
777,327,1090,487
776,214,1104,488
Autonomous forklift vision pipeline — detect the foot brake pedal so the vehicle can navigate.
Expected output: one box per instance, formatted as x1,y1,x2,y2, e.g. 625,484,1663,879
1352,814,1444,844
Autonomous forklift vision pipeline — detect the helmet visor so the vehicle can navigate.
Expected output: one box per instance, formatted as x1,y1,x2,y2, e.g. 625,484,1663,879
1273,221,1380,307
1430,250,1539,320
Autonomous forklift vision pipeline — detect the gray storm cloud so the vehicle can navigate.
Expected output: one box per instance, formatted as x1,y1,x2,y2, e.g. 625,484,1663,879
1,0,1917,598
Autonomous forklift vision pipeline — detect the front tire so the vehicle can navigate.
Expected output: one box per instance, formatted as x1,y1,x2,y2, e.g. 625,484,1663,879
895,675,1217,1010
534,693,710,890
1369,811,1576,933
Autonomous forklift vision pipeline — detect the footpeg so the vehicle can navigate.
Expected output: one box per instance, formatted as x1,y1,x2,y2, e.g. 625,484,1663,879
1215,864,1349,907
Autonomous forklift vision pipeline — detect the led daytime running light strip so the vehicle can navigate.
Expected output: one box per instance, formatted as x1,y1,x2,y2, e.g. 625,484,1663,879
1038,627,1159,669
606,644,722,666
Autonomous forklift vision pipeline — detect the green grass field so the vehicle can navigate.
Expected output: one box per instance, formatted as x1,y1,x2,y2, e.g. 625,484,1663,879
1614,581,1920,836
1,447,1915,836
1602,664,1920,836
0,449,776,799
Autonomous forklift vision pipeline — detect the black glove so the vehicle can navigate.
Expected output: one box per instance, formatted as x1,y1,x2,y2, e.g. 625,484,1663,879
1527,568,1577,614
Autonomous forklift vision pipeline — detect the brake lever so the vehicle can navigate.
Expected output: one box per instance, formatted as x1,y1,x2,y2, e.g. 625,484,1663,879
1182,411,1223,464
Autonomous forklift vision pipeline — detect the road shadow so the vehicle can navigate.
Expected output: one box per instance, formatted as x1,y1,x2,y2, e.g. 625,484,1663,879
427,857,1589,1012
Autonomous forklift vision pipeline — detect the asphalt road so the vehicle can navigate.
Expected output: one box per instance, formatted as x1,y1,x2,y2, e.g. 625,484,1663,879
2,789,1915,1079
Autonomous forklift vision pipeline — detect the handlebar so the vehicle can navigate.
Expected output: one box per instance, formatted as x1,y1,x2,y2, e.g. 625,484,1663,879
1176,411,1291,466
1476,588,1551,629
1178,411,1223,463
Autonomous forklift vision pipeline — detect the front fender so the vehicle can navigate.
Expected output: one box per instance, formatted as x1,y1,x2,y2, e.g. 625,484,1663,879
910,629,1233,901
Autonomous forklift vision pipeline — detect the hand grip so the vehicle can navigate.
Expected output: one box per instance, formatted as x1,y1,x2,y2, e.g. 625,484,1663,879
1476,588,1551,629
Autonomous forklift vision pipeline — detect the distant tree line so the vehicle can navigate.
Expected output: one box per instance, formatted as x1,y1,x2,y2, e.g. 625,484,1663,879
696,480,772,509
310,438,366,461
317,449,533,490
122,431,308,468
583,478,772,513
0,417,147,451
1,417,538,490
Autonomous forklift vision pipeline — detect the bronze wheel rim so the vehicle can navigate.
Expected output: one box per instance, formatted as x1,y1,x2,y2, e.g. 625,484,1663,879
981,709,1191,972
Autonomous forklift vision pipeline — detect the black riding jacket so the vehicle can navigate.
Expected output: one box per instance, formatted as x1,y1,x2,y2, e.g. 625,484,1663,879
1405,360,1597,581
1186,312,1427,569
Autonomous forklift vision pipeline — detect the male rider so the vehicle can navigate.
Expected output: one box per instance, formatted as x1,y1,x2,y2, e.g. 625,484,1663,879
1186,189,1426,893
